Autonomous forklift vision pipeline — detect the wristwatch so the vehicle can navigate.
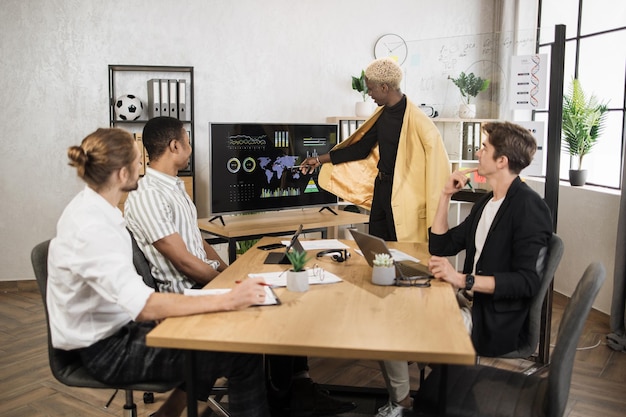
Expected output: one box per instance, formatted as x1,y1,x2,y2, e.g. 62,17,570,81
465,274,475,291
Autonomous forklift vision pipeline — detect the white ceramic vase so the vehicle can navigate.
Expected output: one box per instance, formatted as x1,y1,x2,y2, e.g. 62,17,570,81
287,269,309,292
355,101,373,117
459,103,476,119
372,265,396,286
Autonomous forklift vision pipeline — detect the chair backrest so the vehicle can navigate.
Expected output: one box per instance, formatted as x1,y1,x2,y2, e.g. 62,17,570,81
31,240,94,386
32,239,179,393
128,229,159,290
547,262,605,417
501,233,564,359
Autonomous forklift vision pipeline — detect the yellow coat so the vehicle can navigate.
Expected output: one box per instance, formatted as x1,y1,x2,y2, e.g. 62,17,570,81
319,99,450,242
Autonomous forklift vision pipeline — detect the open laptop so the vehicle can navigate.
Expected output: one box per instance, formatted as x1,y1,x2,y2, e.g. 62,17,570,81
263,224,306,264
349,229,433,279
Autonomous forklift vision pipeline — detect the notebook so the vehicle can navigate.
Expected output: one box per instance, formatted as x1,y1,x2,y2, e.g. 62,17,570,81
349,229,433,278
264,224,306,264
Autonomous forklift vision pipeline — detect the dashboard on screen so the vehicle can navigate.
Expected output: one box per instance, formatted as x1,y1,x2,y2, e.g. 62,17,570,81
209,123,339,215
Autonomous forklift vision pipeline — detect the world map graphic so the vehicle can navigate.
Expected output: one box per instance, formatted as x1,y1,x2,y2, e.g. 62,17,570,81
258,155,300,183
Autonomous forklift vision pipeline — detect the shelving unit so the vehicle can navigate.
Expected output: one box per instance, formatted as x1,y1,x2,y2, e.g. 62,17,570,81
433,118,496,170
432,118,492,226
433,118,496,269
108,65,195,208
326,116,367,142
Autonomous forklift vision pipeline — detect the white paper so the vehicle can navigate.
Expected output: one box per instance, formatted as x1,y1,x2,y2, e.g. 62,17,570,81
387,249,420,263
184,285,279,306
248,269,342,287
280,239,350,250
354,248,420,263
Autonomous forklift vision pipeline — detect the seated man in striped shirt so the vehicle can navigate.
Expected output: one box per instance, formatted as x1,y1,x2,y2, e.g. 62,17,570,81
125,116,356,417
125,116,225,293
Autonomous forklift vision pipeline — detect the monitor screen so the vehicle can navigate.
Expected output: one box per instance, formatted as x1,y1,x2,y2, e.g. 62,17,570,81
209,123,339,215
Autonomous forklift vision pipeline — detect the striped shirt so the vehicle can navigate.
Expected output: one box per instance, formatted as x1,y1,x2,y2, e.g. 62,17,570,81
124,168,219,293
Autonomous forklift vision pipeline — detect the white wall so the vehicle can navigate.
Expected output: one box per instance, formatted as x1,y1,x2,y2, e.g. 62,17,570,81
1,0,497,281
1,0,616,316
526,179,618,315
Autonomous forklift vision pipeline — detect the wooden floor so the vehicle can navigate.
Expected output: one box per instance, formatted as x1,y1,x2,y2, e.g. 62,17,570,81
1,280,625,416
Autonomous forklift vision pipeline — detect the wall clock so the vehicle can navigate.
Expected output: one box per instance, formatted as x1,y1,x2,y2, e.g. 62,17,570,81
374,33,408,65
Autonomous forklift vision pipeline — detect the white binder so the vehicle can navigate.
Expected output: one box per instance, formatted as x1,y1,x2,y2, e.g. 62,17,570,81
168,80,178,119
160,79,169,116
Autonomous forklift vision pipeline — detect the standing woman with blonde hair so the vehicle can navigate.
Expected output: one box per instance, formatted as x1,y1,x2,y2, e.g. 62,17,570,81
301,58,450,243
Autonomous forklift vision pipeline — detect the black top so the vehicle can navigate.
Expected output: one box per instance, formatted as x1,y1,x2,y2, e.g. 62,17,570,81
330,95,407,175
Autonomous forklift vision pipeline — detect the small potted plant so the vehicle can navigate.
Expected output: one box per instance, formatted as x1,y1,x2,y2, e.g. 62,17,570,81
449,72,490,118
352,70,373,117
371,253,395,286
285,249,310,292
562,78,609,186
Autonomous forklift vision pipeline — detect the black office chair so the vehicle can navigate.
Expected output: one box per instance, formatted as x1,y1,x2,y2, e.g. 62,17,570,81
413,261,606,417
31,239,178,417
128,231,231,417
415,233,564,387
130,230,160,289
498,233,564,361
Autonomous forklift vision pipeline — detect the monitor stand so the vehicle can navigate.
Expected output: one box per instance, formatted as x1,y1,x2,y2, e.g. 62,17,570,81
318,206,338,215
208,215,225,226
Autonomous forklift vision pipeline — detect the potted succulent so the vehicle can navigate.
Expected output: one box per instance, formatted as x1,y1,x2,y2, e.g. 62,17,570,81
562,78,609,186
449,72,490,118
371,253,395,286
352,70,373,117
285,249,310,292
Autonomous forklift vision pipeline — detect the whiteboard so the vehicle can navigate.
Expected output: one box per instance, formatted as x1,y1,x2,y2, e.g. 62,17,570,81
401,30,538,119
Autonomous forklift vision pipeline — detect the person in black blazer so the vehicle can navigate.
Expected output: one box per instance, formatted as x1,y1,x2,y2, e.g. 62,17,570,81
373,122,553,416
428,121,553,357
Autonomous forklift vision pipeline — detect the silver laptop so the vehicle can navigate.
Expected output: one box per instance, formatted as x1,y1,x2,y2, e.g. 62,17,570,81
264,224,305,264
349,229,433,279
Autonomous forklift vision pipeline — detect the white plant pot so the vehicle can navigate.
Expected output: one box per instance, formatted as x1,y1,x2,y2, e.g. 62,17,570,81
372,265,396,286
355,101,373,117
287,269,309,292
459,103,476,119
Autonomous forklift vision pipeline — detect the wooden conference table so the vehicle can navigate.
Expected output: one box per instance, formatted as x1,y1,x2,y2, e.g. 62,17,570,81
198,207,370,263
146,237,475,416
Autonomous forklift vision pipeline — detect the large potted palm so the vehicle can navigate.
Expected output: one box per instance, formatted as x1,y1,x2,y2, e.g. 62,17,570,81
562,78,609,186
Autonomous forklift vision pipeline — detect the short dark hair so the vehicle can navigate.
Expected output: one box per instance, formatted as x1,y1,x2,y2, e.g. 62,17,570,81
142,116,185,161
482,121,537,174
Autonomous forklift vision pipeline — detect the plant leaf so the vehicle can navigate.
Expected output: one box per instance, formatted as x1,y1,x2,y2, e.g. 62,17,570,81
561,78,609,168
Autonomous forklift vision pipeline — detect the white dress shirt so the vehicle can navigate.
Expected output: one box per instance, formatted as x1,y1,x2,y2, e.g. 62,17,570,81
124,168,219,293
47,186,154,350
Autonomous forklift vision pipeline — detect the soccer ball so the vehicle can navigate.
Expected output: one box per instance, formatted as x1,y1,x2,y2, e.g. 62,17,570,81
114,94,143,121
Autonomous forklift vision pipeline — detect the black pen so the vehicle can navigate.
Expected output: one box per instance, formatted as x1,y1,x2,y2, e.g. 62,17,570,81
466,179,475,192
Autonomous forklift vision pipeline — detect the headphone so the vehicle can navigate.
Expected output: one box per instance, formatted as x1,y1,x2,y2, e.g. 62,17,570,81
316,249,350,263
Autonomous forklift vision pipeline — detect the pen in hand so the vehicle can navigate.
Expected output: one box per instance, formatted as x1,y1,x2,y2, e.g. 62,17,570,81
466,179,475,192
235,280,272,286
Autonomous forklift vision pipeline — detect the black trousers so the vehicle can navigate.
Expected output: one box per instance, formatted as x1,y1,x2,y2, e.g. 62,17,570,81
369,177,397,241
80,321,269,417
265,354,309,397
